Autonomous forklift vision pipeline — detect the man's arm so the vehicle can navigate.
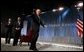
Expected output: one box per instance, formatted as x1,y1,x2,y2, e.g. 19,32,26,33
40,19,44,27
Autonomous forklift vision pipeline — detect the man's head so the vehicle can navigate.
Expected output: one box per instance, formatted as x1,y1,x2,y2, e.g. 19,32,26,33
8,18,11,21
8,18,11,24
17,17,21,21
33,9,41,16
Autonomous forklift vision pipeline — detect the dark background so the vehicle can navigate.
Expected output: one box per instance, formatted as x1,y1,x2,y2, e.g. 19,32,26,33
1,0,82,14
1,0,83,45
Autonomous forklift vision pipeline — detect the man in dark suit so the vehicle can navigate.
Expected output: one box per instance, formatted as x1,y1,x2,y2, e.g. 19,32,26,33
5,18,13,44
29,9,44,51
13,17,23,46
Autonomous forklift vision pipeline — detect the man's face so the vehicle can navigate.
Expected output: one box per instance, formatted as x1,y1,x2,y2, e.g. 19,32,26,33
36,9,41,16
8,18,11,24
9,18,11,21
18,17,21,20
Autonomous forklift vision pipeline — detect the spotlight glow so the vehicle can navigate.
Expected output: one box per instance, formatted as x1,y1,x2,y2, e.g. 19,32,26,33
77,2,83,7
59,7,64,11
52,9,57,12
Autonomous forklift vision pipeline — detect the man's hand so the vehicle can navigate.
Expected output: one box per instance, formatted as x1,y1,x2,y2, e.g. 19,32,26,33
40,25,47,28
15,28,20,30
44,25,47,28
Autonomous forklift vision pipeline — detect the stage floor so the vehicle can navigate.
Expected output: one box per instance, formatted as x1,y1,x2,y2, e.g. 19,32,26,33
1,38,83,51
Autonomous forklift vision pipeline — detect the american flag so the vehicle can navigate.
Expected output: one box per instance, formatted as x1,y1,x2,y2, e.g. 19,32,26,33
76,19,83,38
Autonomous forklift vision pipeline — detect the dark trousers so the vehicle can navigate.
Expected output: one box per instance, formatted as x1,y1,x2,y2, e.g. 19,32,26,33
30,31,39,48
13,30,20,46
5,29,12,44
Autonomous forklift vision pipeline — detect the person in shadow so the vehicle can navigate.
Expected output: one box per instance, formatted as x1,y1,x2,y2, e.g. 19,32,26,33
5,18,13,44
13,17,23,46
29,9,45,51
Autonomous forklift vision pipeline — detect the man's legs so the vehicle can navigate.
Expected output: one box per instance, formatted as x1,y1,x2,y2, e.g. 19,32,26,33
8,31,12,44
30,32,39,50
5,34,8,44
13,36,17,46
16,33,20,45
15,30,20,46
5,30,9,44
13,31,18,46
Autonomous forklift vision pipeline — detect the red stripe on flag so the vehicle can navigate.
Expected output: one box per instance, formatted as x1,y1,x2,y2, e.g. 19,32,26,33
77,19,83,24
76,24,83,32
77,21,83,28
76,19,83,38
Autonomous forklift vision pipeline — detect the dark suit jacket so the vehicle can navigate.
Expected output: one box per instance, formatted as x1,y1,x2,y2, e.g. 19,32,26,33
30,14,44,32
5,21,13,31
14,19,23,31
